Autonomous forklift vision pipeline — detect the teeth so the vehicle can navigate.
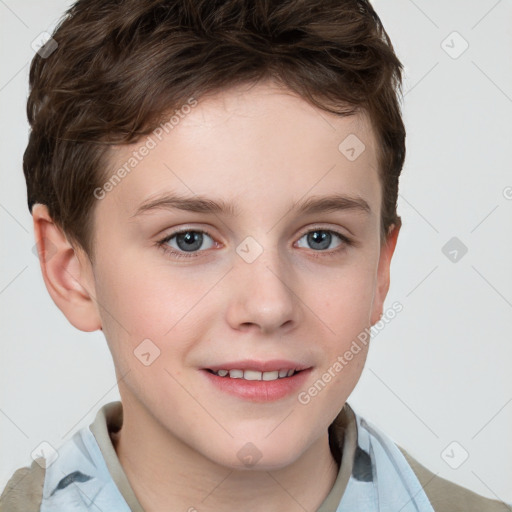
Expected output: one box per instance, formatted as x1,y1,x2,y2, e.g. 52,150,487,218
212,368,298,380
244,370,262,381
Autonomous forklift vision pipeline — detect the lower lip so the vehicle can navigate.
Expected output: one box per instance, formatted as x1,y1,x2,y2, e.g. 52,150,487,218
201,368,312,402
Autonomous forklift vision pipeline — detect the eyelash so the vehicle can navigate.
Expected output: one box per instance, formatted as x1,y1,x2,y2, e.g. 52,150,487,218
156,227,354,260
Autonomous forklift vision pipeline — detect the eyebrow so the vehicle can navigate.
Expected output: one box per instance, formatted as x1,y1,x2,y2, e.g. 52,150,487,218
130,191,371,218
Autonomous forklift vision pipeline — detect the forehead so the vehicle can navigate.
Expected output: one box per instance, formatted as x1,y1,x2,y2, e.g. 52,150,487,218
102,81,381,218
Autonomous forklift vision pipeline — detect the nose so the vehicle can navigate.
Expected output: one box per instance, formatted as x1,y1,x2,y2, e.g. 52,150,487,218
224,245,301,335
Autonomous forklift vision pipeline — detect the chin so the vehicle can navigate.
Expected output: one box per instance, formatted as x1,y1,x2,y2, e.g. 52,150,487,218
205,437,306,472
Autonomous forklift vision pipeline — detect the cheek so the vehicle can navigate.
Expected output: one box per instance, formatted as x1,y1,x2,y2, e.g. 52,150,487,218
315,261,377,326
93,253,216,381
95,254,195,335
306,260,376,389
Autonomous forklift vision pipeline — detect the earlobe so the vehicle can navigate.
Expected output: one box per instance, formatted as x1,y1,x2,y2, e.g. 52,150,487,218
32,203,102,332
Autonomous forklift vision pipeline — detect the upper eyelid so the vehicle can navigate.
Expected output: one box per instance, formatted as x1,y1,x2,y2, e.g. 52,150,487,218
159,227,212,243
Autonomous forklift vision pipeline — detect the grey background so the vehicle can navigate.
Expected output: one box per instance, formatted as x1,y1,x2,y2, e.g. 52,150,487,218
1,0,511,502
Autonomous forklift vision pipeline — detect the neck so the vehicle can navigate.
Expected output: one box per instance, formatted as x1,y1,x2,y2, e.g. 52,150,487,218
113,394,340,512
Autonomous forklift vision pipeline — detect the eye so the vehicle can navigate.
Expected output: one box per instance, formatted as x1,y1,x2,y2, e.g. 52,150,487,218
295,228,352,256
157,229,216,259
156,226,354,261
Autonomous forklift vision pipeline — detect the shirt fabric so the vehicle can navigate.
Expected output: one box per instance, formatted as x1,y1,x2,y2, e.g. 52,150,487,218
1,400,510,511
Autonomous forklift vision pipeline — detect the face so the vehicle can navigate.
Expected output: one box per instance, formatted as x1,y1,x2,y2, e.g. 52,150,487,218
75,80,397,469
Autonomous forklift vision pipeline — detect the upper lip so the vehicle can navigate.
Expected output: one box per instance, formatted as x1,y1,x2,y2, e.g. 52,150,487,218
204,359,312,372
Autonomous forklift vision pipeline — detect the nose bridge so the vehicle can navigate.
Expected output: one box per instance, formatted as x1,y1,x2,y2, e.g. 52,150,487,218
226,236,299,332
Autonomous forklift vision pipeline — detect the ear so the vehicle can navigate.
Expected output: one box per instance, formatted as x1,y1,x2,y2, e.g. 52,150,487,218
370,222,401,326
32,203,102,332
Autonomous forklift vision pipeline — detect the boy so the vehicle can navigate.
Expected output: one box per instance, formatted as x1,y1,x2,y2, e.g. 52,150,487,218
1,0,509,510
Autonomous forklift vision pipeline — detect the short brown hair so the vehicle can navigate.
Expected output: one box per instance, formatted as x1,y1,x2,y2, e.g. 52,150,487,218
24,0,405,262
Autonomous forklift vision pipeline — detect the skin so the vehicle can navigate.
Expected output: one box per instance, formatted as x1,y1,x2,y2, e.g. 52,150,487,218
32,79,399,511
